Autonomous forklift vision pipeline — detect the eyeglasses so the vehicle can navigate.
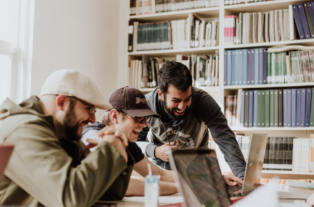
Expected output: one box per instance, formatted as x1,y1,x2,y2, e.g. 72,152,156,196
129,115,151,124
67,96,96,115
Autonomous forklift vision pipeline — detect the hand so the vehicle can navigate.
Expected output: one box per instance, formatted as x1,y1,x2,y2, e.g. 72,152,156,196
307,193,314,207
223,174,243,186
155,143,177,162
98,125,128,147
87,135,128,163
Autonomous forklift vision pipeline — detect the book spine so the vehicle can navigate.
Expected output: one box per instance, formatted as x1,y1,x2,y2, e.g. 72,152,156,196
303,2,314,38
253,90,258,127
242,49,248,85
224,51,228,85
270,90,275,127
305,88,312,127
274,89,279,127
244,90,249,128
310,88,314,127
264,90,270,127
291,89,297,127
263,48,267,84
227,50,232,85
259,48,263,84
278,89,283,127
296,88,301,127
254,48,259,85
249,90,254,127
300,88,306,127
283,89,288,127
240,90,245,127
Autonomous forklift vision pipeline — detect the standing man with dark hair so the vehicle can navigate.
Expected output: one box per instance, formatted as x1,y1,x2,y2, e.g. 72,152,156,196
137,60,246,180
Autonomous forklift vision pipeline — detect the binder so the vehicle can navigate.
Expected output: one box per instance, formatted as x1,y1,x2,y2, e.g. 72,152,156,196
292,4,305,39
297,3,311,39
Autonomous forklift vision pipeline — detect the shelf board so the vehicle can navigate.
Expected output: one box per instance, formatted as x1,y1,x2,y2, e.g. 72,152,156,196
129,47,219,56
231,127,314,131
262,170,314,175
224,83,314,90
224,39,314,49
129,7,220,21
224,0,304,13
140,87,220,93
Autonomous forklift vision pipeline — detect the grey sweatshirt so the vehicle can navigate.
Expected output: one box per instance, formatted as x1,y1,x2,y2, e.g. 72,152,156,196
137,87,246,179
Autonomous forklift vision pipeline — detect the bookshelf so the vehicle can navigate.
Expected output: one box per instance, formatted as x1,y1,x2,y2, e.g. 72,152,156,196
126,0,314,179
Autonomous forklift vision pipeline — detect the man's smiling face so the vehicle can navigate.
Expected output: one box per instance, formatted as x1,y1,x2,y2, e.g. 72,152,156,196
158,85,192,120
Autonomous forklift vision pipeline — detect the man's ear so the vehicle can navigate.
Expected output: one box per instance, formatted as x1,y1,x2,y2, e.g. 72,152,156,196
55,95,68,111
157,89,164,102
110,109,119,124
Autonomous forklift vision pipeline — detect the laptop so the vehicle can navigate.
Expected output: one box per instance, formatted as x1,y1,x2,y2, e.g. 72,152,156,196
0,144,14,182
168,133,268,207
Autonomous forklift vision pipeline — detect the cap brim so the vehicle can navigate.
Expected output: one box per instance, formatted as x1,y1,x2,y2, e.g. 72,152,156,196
122,108,160,118
95,103,112,110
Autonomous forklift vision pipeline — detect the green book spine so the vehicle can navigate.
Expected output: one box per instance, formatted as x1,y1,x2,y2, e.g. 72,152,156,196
244,90,249,128
267,53,272,84
278,89,283,127
257,90,265,127
310,88,314,126
264,90,270,127
270,90,275,127
274,89,279,127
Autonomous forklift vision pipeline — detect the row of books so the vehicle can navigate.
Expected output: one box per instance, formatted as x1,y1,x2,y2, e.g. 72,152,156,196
224,9,290,45
225,0,273,6
226,88,314,128
236,135,314,172
176,53,219,87
128,15,219,52
291,2,314,40
224,48,314,86
129,0,219,16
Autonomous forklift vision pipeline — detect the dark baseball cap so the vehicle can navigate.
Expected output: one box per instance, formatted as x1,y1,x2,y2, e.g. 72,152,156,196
108,86,160,118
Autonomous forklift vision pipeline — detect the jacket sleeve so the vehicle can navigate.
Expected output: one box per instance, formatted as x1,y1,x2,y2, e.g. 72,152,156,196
136,126,158,158
4,119,133,207
196,92,246,179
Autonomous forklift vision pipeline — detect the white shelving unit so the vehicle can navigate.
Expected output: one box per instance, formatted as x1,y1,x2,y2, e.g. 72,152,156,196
126,0,314,179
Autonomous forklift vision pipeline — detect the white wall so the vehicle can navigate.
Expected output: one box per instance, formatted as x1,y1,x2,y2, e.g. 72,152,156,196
32,0,121,119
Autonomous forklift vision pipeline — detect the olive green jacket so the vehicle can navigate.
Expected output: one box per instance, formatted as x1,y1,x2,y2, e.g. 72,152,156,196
0,96,134,207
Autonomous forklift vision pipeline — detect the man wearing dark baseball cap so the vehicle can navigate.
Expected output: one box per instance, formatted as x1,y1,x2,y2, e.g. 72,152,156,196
82,86,178,196
0,69,133,207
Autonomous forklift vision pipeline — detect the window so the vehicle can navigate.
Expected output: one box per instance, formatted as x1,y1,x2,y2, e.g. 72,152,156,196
0,0,34,103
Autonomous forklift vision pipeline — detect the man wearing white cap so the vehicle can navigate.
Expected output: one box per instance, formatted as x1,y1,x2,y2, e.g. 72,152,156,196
0,69,133,207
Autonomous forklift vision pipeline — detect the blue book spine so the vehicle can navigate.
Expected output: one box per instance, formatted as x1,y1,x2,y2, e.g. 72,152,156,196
231,50,236,85
247,49,255,85
263,48,267,84
224,51,228,85
238,49,243,85
293,4,305,39
296,89,302,127
300,88,306,127
249,90,254,127
287,89,292,127
227,51,232,85
297,3,311,39
259,48,263,85
254,48,259,85
305,88,312,127
308,2,314,29
253,90,258,127
242,49,248,85
283,89,288,127
240,90,245,127
291,89,297,127
234,50,240,85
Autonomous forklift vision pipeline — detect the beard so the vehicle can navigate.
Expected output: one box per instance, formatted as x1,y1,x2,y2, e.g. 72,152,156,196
63,99,82,141
161,95,189,121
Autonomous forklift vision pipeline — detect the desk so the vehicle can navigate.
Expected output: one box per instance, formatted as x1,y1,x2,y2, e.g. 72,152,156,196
95,195,307,207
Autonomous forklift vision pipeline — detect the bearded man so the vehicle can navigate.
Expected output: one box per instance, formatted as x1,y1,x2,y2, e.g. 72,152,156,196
0,70,132,207
136,61,246,180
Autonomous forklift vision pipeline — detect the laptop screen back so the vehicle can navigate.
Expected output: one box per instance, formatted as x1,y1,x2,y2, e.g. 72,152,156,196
242,134,268,195
169,149,231,207
0,144,14,182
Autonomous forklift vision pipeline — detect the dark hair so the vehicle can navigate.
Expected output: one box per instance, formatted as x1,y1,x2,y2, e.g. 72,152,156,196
158,60,192,94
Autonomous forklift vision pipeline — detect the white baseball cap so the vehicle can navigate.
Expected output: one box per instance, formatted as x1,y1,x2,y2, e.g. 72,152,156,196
40,69,112,110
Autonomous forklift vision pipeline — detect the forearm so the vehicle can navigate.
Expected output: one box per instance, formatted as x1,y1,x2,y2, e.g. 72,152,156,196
125,176,178,196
